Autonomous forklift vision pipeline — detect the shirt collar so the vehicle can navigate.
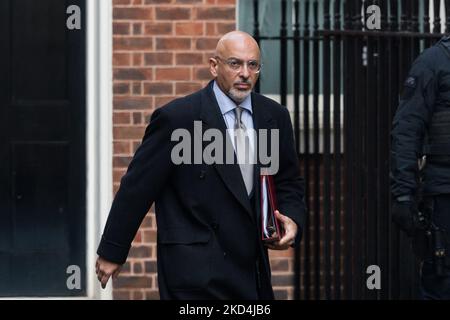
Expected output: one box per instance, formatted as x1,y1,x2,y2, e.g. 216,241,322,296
213,81,253,115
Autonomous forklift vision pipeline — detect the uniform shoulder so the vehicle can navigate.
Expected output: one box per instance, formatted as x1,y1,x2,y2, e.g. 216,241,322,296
413,40,448,72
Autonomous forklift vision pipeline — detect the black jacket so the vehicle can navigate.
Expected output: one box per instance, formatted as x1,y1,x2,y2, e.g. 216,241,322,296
97,81,306,299
391,36,450,198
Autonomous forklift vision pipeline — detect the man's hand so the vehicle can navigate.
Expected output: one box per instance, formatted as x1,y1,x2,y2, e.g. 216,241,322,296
96,256,122,289
265,210,298,250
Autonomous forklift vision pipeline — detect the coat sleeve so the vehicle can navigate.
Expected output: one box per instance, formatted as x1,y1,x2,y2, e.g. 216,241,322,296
97,107,175,264
274,107,307,246
390,54,438,198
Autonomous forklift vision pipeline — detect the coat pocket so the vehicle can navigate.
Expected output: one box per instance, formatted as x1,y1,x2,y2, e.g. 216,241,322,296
159,228,212,290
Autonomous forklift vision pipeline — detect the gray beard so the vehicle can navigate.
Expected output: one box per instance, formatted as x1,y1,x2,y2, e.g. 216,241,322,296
228,87,251,104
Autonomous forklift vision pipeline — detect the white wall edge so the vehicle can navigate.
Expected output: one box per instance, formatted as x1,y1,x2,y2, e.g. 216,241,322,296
235,0,240,30
86,0,113,300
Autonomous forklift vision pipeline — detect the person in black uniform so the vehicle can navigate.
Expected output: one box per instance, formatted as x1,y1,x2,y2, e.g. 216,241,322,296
391,36,450,299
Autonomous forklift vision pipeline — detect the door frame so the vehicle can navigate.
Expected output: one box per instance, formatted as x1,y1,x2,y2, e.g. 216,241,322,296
86,0,113,299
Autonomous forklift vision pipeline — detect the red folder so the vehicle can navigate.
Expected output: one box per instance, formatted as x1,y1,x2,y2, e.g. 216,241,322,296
260,173,281,242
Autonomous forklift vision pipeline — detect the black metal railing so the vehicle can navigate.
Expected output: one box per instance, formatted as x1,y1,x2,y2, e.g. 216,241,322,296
251,0,449,300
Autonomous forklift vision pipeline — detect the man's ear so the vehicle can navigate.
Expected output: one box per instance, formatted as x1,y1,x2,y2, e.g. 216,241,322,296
209,57,218,77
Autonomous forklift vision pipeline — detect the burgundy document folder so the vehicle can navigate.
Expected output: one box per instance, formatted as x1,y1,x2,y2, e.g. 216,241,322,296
260,173,281,242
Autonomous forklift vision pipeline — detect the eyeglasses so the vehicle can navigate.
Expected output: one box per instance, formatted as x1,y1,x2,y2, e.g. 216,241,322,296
214,56,262,74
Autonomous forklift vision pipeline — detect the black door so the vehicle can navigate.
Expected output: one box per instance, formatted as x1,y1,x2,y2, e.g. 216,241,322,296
0,0,86,296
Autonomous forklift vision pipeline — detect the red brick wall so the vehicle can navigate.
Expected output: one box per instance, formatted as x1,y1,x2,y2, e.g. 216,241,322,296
111,0,295,300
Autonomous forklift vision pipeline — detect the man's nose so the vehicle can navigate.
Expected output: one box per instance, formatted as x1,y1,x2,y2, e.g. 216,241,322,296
239,63,250,78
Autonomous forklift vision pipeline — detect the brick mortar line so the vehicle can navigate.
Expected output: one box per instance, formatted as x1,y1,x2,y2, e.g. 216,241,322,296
113,6,236,8
113,20,234,23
